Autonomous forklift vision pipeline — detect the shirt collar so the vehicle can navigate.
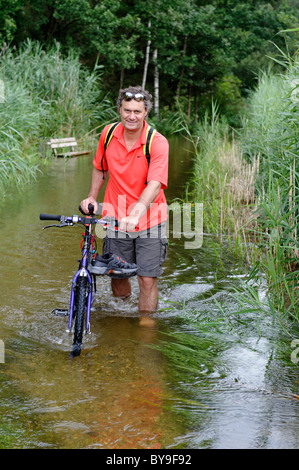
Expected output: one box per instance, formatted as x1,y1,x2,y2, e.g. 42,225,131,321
114,121,149,145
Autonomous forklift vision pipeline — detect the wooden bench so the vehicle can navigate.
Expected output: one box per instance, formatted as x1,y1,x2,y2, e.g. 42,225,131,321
47,137,91,158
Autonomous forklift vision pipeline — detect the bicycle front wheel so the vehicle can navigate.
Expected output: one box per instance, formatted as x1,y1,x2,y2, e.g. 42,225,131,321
72,275,88,357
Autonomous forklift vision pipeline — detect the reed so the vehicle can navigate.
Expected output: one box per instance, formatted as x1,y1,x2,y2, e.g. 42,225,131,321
0,39,115,191
180,102,257,248
238,58,299,322
180,59,298,322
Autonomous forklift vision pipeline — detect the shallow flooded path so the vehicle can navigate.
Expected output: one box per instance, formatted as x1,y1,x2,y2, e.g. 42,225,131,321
1,137,299,449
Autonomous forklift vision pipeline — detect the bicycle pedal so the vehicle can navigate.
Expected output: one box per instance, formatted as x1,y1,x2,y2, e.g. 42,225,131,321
51,308,69,317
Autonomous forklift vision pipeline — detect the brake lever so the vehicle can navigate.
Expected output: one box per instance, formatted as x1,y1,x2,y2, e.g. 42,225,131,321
99,216,133,237
42,222,73,230
99,216,118,228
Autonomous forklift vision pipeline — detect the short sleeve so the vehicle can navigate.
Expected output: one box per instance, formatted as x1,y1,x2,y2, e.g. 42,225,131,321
93,126,109,171
146,133,169,189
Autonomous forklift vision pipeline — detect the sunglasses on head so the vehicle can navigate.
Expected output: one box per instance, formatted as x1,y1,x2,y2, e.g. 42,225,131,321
123,91,145,102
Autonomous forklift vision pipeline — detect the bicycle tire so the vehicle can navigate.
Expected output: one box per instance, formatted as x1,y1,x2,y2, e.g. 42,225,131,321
72,275,88,356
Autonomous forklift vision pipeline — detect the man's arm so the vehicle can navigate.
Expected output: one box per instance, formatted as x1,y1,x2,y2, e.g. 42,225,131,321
80,167,108,214
119,180,161,232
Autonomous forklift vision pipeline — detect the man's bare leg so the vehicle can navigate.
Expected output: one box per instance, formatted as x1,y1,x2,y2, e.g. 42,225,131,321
137,276,158,313
111,276,158,328
111,278,131,298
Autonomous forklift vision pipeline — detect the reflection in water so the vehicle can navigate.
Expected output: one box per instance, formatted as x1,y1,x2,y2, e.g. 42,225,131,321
1,138,299,449
4,316,174,449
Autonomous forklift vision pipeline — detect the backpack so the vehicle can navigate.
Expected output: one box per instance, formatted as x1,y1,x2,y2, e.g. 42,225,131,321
101,122,156,183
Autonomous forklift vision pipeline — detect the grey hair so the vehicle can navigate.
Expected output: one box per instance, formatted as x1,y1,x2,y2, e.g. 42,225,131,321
116,86,153,114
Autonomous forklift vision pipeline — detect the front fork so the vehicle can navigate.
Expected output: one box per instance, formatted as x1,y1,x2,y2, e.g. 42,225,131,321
67,268,94,334
67,227,96,334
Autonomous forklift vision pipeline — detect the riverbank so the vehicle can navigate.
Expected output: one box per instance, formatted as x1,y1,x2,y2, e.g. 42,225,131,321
184,60,298,324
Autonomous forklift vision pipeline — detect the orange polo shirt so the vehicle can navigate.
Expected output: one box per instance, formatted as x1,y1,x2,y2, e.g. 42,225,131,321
93,121,169,231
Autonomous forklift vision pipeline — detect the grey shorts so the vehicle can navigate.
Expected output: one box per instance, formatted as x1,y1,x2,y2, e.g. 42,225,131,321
102,223,168,278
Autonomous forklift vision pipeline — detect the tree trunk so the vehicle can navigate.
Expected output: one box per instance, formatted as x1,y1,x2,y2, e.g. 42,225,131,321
194,88,198,121
120,69,124,90
187,84,192,120
153,48,159,120
142,19,151,89
176,36,188,99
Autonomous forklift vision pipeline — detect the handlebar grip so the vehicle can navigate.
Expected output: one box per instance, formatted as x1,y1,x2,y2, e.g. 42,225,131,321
79,204,95,215
88,203,94,214
39,213,62,221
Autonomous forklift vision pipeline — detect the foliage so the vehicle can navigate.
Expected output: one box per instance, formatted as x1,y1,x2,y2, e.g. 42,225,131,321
0,0,299,123
0,0,23,43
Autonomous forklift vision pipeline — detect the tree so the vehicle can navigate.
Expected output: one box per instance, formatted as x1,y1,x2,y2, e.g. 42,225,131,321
2,0,299,122
0,0,24,43
142,19,151,89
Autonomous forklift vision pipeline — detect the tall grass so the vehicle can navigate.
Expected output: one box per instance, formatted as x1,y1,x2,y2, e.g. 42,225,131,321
182,55,299,323
238,58,299,322
0,39,115,191
179,102,257,256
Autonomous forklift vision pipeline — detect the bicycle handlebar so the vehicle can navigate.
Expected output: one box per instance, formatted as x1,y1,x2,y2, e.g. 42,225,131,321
40,203,95,221
79,203,95,216
39,213,99,225
39,212,119,228
40,213,62,221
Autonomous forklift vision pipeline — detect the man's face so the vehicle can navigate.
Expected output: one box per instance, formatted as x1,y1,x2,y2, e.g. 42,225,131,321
119,99,148,133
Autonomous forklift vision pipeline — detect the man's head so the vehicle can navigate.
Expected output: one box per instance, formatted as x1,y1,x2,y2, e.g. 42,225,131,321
117,86,153,114
117,86,152,134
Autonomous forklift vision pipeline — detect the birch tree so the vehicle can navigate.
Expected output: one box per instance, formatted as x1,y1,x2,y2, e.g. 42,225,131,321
153,48,159,119
142,19,151,89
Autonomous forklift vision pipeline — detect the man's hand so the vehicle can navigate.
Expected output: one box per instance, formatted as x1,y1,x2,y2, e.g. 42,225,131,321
119,181,161,231
80,197,98,214
119,214,139,232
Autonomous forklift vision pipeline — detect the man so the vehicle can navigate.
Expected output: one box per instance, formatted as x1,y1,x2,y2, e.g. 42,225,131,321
80,86,169,313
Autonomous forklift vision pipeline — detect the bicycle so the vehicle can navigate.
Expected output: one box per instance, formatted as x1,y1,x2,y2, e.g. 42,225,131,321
39,204,136,357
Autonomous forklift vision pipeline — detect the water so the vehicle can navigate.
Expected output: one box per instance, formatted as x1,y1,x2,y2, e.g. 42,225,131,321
1,137,299,449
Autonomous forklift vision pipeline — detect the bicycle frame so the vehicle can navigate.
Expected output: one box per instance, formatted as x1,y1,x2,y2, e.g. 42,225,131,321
39,207,122,355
